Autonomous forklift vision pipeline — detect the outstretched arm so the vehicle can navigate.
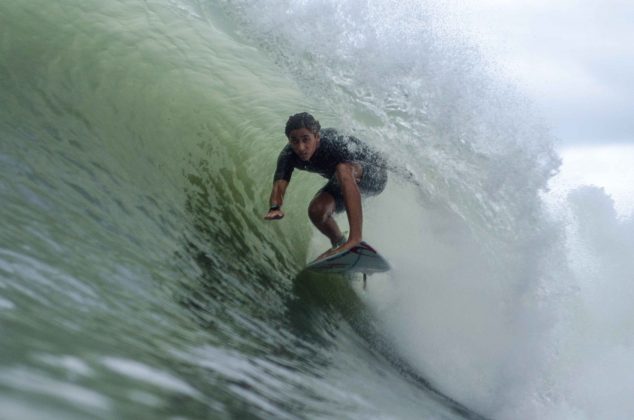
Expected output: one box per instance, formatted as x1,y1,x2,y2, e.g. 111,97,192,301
264,179,288,220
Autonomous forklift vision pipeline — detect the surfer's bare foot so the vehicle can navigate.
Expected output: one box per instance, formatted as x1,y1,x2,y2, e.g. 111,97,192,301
316,238,362,261
315,248,335,261
333,238,362,255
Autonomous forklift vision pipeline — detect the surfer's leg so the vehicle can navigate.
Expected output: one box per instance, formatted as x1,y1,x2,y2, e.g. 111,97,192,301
308,191,344,246
335,162,364,248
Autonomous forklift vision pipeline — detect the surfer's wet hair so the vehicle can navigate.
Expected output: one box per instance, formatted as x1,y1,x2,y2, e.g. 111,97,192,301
285,112,321,137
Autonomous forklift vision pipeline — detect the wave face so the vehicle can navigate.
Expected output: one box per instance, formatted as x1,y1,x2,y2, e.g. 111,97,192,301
1,0,632,418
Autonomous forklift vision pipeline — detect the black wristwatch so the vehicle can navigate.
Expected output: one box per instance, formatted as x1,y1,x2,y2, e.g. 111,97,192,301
269,205,281,212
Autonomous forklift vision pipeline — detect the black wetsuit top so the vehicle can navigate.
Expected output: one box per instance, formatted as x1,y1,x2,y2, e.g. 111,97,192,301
274,128,387,211
274,128,384,182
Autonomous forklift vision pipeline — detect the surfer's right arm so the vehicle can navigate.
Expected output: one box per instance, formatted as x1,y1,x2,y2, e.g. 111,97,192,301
264,179,288,220
265,146,294,221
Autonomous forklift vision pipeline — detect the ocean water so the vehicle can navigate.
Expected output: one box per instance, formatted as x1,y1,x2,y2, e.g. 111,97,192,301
1,0,633,419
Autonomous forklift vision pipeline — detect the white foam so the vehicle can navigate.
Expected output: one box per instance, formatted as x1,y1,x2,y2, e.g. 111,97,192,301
225,1,634,417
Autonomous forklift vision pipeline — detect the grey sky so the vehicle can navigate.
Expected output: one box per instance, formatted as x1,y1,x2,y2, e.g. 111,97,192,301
445,0,634,144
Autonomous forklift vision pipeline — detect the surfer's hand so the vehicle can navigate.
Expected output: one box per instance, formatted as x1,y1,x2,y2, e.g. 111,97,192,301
264,209,284,220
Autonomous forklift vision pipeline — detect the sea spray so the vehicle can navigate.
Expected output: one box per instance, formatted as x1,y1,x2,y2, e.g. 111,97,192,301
215,0,634,418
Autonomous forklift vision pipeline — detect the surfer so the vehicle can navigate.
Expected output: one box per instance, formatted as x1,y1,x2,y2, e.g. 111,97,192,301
264,112,387,260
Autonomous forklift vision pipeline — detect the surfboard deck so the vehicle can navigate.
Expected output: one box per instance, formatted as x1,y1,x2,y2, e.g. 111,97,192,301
305,241,390,274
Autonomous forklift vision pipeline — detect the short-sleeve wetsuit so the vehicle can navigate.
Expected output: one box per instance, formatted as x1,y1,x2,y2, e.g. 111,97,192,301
274,128,388,213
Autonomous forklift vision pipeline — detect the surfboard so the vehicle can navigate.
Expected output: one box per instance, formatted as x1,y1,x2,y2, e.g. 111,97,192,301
305,241,390,274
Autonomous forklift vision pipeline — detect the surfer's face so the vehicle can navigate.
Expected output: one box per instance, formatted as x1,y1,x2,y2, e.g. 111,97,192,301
288,128,320,161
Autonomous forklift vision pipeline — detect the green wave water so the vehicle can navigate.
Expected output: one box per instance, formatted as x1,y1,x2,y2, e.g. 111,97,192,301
1,0,484,418
8,0,629,419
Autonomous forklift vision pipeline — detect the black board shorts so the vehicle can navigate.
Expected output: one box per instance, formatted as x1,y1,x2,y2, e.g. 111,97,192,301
318,162,388,213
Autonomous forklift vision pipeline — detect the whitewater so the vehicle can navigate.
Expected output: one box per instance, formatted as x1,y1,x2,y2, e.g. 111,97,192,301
1,0,633,419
